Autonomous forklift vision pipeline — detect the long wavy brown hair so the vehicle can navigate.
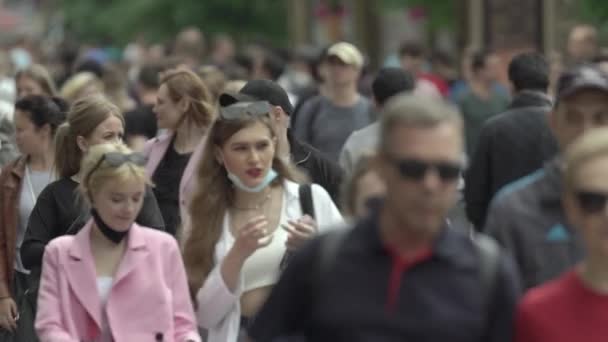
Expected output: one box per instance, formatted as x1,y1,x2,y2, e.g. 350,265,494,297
183,113,303,297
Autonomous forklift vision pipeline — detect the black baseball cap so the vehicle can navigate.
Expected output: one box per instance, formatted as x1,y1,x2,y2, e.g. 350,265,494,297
219,92,257,107
556,65,608,105
239,79,294,115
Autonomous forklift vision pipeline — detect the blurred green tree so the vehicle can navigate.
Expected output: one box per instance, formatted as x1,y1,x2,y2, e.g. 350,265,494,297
579,0,608,25
60,0,288,45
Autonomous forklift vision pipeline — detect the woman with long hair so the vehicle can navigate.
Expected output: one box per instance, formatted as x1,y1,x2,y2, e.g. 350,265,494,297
183,99,343,342
146,67,215,239
0,95,66,338
36,142,200,341
21,94,165,274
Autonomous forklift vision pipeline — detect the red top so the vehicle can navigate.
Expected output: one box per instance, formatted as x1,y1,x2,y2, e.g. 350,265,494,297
419,73,449,97
515,269,608,342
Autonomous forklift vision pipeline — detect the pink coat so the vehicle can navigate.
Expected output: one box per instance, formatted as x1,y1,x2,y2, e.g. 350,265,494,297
143,133,207,241
35,221,201,342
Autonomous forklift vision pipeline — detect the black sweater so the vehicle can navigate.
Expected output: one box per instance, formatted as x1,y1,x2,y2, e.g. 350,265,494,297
21,177,166,270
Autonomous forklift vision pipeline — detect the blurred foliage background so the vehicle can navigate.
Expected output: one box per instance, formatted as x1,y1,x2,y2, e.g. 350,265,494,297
60,0,288,45
59,0,608,46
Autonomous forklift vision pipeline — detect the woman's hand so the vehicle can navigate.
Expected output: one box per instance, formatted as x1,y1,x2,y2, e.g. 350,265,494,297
222,216,272,293
283,215,318,252
231,215,272,261
0,297,17,332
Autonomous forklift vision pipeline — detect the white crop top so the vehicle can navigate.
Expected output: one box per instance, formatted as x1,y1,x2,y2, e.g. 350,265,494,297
230,192,290,293
241,224,288,292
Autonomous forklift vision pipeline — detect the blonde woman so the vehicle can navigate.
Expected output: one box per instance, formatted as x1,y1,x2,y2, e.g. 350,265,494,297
60,72,104,104
21,95,165,274
36,143,200,341
146,67,215,239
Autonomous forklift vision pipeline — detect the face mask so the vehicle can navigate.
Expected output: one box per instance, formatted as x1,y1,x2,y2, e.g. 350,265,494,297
227,168,278,193
91,208,130,244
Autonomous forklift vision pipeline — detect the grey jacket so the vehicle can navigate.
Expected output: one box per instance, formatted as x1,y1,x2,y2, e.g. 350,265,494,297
339,122,379,175
484,159,583,289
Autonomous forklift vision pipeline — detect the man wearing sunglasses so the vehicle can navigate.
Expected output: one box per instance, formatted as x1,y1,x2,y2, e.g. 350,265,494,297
485,65,608,290
249,94,520,342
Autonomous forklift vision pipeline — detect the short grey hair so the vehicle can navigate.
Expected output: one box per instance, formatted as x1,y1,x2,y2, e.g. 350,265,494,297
379,94,463,152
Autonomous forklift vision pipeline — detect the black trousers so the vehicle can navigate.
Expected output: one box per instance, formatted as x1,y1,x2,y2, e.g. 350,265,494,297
0,270,38,342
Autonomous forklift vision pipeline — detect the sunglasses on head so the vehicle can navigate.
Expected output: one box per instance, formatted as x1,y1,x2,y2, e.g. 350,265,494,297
388,157,463,182
575,190,608,214
85,152,147,185
219,101,272,121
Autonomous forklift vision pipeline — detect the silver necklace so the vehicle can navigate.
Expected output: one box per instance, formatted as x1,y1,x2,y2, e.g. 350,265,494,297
231,189,272,211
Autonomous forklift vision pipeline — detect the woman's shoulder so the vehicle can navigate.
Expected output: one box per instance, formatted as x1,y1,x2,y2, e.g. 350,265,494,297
143,132,172,153
283,180,331,202
48,177,77,189
41,177,78,197
45,234,77,255
0,156,26,179
134,224,179,250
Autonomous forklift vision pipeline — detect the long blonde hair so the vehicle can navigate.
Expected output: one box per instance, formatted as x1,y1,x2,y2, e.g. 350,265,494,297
183,113,302,297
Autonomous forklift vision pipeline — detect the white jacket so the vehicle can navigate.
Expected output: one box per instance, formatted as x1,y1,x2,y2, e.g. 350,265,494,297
196,180,343,342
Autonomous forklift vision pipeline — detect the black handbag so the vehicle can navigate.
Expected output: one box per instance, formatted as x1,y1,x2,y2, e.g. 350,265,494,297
0,274,39,342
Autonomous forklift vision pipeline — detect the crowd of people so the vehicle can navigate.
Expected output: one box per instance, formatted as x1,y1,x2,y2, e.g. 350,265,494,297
0,23,605,341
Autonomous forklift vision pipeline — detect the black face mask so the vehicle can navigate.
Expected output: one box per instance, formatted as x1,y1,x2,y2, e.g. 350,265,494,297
91,208,129,244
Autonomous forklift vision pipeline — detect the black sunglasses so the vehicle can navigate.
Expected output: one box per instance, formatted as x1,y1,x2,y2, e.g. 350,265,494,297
85,152,147,185
576,190,608,214
388,157,462,182
219,101,272,121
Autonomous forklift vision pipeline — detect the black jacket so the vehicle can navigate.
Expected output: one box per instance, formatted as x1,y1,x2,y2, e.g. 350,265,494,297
289,130,343,204
251,207,521,342
465,91,558,229
21,178,166,271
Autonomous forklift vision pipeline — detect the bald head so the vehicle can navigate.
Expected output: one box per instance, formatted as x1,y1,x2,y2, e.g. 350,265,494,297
175,27,205,64
568,25,598,63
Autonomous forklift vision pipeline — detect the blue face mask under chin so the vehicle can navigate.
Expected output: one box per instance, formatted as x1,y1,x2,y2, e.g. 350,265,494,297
228,168,278,193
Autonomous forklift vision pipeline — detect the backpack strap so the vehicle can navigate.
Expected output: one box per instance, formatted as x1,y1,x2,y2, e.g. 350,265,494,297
279,184,317,271
317,228,348,280
472,233,501,311
298,183,316,219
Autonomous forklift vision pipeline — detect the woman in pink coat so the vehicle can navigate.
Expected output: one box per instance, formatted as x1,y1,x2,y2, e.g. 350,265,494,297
35,142,200,342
